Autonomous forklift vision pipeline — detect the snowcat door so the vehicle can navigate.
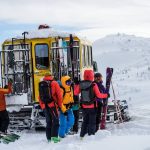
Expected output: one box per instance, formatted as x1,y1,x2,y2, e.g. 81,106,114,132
32,43,50,102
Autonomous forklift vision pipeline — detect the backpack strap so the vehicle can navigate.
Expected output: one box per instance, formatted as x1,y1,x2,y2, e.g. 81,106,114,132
60,85,66,97
46,80,53,102
47,80,59,108
91,81,96,100
60,85,72,98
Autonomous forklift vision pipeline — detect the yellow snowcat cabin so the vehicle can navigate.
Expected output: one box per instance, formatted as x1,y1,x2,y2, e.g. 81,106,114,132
0,26,98,129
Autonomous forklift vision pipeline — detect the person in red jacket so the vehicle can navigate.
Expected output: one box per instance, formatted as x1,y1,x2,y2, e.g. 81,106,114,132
0,81,12,133
74,70,108,139
39,75,66,143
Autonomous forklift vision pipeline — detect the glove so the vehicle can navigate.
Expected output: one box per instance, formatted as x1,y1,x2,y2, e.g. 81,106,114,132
74,77,80,85
4,85,8,89
70,102,74,108
107,93,110,98
74,95,79,104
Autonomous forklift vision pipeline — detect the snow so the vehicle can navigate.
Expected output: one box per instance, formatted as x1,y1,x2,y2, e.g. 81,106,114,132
5,28,74,41
2,126,150,150
1,33,150,150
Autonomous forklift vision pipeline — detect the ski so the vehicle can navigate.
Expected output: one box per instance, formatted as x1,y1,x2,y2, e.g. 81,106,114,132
100,67,113,129
0,132,20,144
69,34,75,79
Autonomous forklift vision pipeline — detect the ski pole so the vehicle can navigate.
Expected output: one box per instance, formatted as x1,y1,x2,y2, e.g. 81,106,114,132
111,80,123,123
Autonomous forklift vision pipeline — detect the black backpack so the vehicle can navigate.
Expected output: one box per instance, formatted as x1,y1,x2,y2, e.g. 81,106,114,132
39,80,53,104
80,80,95,105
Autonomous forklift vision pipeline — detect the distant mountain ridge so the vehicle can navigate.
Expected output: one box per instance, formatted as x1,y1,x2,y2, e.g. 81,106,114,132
93,33,150,54
93,33,150,104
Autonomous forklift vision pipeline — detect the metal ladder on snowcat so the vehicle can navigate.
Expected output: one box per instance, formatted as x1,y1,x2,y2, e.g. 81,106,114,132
1,32,31,95
0,32,34,130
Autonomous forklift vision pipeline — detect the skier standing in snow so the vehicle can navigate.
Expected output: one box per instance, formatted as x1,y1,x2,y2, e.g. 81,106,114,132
0,80,12,133
39,74,66,143
59,75,74,138
94,73,106,132
74,70,108,139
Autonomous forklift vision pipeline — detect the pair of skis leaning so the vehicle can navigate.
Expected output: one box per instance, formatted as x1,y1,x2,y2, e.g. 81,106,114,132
0,132,20,144
100,67,125,129
100,67,113,129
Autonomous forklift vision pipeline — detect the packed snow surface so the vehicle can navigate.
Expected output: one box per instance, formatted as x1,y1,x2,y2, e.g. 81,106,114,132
1,33,150,150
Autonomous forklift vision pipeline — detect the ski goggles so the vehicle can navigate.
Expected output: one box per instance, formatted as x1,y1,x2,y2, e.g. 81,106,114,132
66,79,72,85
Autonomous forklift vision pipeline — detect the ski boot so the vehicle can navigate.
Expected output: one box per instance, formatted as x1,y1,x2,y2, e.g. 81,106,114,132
80,137,84,141
51,137,60,143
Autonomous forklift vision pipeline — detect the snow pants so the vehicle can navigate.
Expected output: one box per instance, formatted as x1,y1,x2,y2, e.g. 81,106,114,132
96,102,103,132
72,109,79,133
44,106,59,140
0,110,9,133
80,108,97,137
59,108,74,138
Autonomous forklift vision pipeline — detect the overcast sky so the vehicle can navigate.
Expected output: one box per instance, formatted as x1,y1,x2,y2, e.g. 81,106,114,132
1,0,150,42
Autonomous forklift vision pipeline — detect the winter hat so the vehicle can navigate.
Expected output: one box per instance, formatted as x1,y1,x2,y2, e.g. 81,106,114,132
84,70,94,81
94,73,102,78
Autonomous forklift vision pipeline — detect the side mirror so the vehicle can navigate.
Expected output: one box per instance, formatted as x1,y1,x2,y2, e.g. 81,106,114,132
93,61,98,72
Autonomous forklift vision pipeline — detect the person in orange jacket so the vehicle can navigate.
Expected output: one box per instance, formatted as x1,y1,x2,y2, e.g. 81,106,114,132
39,75,66,143
74,70,108,138
0,80,12,133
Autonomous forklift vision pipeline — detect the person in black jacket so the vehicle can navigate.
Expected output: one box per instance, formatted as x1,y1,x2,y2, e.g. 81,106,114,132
94,73,106,132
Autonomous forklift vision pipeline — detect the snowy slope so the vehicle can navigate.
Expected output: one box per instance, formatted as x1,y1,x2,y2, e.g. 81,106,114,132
2,33,150,150
93,33,150,105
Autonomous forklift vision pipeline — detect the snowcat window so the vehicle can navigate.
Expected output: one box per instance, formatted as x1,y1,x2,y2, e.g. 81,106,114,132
84,46,88,67
35,44,49,69
83,45,87,67
82,45,85,67
87,46,92,66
